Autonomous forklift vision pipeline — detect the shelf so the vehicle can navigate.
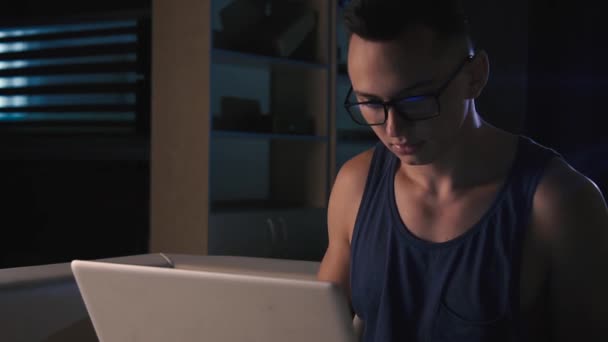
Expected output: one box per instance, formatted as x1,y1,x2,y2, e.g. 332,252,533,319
337,129,377,143
212,48,329,70
210,199,314,213
212,129,328,142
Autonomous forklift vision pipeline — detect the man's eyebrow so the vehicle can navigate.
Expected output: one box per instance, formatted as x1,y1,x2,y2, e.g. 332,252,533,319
354,79,436,99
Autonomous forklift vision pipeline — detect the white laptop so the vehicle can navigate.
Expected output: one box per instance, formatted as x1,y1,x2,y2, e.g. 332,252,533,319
71,259,356,342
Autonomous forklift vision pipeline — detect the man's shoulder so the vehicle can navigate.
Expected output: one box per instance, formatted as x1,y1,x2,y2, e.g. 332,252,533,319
328,146,377,241
336,147,376,186
532,156,607,241
535,157,603,210
528,153,608,340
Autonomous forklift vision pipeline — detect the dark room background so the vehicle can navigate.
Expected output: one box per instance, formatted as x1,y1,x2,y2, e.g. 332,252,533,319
0,0,151,268
0,0,605,268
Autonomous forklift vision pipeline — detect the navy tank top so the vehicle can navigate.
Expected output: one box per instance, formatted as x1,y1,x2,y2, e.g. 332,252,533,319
350,135,560,342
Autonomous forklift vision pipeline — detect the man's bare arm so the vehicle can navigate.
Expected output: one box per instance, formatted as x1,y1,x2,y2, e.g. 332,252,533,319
318,150,373,305
532,158,608,341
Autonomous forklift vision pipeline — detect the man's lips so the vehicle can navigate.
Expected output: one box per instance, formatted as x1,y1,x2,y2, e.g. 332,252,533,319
391,141,425,154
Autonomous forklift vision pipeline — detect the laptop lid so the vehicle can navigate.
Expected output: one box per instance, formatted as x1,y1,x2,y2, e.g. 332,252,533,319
71,260,355,342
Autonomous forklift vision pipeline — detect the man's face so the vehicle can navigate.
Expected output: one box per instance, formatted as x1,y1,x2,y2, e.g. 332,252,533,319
347,26,475,165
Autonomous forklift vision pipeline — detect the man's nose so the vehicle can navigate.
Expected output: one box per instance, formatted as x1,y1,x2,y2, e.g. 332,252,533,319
385,106,406,137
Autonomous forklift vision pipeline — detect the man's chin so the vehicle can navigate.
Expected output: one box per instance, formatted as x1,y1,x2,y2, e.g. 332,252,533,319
390,143,437,166
396,154,435,166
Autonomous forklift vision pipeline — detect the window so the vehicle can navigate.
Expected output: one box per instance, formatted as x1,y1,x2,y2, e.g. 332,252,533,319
0,16,150,133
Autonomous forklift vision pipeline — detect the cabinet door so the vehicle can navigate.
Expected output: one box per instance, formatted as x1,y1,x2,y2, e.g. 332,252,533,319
272,208,328,261
208,210,274,258
209,208,329,261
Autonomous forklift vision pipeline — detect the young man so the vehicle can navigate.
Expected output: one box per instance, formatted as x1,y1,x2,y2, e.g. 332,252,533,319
318,0,608,341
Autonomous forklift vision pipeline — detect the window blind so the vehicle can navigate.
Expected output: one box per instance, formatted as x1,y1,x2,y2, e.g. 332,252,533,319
0,17,150,132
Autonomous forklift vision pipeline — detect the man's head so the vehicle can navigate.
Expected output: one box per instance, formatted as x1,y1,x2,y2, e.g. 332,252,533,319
344,0,470,44
344,0,490,165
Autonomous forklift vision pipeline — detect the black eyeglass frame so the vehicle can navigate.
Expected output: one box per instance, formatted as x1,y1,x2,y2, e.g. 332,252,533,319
343,53,476,126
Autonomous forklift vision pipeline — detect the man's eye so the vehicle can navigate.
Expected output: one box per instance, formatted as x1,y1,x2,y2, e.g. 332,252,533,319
361,102,383,108
397,95,428,104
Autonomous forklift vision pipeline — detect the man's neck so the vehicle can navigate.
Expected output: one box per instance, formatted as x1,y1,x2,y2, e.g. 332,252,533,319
398,111,509,200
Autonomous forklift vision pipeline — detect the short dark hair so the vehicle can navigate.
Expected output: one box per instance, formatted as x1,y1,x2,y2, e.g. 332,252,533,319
343,0,471,42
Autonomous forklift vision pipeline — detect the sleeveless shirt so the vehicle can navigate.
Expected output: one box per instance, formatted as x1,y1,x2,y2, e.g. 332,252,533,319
350,136,560,342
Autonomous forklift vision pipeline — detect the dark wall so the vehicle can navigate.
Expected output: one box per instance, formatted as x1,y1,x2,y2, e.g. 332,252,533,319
466,0,529,134
0,0,152,268
525,0,608,195
466,0,606,196
0,0,150,21
0,156,149,268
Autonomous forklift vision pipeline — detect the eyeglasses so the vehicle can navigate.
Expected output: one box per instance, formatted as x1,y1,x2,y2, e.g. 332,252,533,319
343,54,475,126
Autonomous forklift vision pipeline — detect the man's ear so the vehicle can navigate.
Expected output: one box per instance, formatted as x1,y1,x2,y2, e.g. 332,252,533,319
466,49,489,99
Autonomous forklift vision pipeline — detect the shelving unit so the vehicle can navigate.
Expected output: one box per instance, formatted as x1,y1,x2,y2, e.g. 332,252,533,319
204,0,332,260
150,0,373,260
212,48,329,70
209,0,331,210
212,130,328,141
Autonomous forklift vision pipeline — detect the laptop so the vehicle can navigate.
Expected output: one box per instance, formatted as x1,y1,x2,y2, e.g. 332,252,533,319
71,259,356,342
